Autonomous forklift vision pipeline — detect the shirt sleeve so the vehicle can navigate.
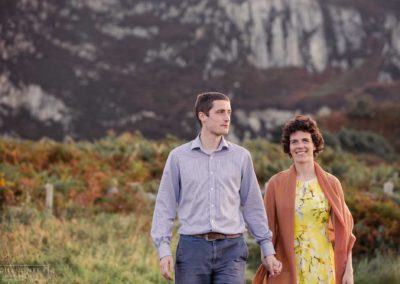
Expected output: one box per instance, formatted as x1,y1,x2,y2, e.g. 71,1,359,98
240,150,275,256
150,150,180,259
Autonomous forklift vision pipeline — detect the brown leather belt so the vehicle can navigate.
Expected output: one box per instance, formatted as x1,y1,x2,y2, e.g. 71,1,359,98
192,232,242,241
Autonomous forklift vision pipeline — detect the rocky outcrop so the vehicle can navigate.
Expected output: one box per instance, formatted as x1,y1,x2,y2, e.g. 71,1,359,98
0,0,399,140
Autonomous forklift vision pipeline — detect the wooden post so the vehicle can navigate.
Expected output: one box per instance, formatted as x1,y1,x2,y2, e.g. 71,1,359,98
45,183,54,215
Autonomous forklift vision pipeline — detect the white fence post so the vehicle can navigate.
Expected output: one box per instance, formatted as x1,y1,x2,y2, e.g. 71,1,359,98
45,183,54,215
383,181,394,196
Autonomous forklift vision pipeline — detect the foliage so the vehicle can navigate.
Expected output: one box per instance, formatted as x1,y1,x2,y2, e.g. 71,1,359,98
346,95,374,119
0,133,399,259
319,101,400,153
337,128,395,160
0,133,178,216
243,139,291,183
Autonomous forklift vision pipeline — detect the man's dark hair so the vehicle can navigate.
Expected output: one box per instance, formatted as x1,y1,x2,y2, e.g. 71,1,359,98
281,115,325,158
194,92,230,126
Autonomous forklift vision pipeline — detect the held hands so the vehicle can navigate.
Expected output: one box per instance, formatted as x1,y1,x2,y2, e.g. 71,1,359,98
159,255,174,281
262,255,282,277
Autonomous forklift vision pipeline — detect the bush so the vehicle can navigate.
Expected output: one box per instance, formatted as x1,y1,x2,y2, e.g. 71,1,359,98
0,134,399,258
337,128,395,160
321,129,341,150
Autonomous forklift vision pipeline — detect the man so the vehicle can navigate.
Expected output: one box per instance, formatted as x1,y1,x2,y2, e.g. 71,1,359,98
151,92,282,283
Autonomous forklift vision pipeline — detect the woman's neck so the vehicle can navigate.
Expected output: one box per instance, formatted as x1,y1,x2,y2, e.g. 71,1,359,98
294,161,316,181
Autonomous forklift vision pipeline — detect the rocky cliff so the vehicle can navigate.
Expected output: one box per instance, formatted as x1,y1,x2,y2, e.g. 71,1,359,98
1,0,399,141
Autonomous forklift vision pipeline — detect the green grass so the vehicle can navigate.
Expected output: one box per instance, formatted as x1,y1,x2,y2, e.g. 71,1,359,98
0,207,170,283
1,207,399,283
354,255,400,284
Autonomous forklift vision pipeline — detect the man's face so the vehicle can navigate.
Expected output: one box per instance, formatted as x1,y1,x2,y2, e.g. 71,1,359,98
199,100,231,136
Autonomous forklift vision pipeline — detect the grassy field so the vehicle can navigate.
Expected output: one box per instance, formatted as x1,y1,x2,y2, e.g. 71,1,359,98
0,134,399,283
0,207,165,283
0,206,399,284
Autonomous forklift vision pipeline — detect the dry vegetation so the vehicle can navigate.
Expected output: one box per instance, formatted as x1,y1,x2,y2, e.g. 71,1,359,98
0,133,399,283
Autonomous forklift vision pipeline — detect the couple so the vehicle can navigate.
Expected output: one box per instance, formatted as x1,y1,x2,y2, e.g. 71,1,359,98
151,92,355,284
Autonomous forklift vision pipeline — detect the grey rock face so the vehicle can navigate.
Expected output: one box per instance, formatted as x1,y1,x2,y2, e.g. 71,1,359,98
0,0,399,140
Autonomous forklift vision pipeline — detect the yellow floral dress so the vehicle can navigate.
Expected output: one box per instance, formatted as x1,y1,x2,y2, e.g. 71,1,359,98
294,178,335,284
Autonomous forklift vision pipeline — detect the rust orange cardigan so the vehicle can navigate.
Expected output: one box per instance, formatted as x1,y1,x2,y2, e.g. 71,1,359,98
253,162,356,284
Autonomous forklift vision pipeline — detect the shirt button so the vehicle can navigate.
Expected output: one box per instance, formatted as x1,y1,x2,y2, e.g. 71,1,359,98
211,187,214,191
210,171,213,175
211,204,215,207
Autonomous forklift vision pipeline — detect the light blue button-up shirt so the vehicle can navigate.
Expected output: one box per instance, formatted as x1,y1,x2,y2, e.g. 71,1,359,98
151,135,275,259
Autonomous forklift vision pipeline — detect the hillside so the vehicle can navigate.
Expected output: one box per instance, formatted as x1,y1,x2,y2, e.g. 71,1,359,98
0,134,399,257
1,0,400,143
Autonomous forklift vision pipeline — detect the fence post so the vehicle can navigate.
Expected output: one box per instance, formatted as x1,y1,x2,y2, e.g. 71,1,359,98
45,183,54,215
383,180,394,196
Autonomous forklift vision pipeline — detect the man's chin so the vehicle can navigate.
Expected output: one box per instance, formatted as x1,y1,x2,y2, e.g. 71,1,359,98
221,129,229,135
214,130,229,136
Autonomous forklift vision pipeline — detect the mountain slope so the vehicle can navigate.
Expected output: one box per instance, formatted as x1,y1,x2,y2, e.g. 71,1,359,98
1,0,399,141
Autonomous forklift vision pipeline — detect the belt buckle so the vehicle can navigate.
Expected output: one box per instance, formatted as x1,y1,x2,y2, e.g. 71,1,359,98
205,233,220,241
205,233,216,241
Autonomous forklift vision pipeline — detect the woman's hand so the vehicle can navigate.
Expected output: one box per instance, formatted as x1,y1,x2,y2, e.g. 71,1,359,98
342,253,354,284
342,266,354,284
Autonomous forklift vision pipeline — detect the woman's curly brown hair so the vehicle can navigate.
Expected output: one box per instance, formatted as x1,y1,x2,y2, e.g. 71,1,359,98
281,115,324,158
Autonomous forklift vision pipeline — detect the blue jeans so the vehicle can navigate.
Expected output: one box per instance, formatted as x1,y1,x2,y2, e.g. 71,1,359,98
175,234,248,284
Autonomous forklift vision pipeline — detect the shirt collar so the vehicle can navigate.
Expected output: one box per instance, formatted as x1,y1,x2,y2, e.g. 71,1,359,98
190,135,229,152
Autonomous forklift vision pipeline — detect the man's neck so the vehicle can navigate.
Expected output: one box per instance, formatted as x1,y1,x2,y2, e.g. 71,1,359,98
199,131,223,152
294,161,316,181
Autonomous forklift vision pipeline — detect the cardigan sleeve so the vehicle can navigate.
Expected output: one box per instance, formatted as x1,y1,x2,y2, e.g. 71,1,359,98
265,176,278,246
333,176,356,254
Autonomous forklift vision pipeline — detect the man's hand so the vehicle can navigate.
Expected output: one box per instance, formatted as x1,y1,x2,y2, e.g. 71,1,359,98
160,255,174,281
261,255,282,277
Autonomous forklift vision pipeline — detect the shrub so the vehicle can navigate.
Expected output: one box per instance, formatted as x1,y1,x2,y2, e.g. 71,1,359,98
337,128,395,160
0,134,399,258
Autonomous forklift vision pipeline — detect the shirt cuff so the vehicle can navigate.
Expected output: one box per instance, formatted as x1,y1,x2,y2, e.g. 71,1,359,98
158,242,172,259
260,241,276,257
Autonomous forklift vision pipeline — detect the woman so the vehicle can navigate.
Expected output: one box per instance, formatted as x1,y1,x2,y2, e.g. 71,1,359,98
253,115,355,284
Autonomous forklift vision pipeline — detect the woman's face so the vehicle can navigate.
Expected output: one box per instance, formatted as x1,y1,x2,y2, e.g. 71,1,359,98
289,131,316,164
